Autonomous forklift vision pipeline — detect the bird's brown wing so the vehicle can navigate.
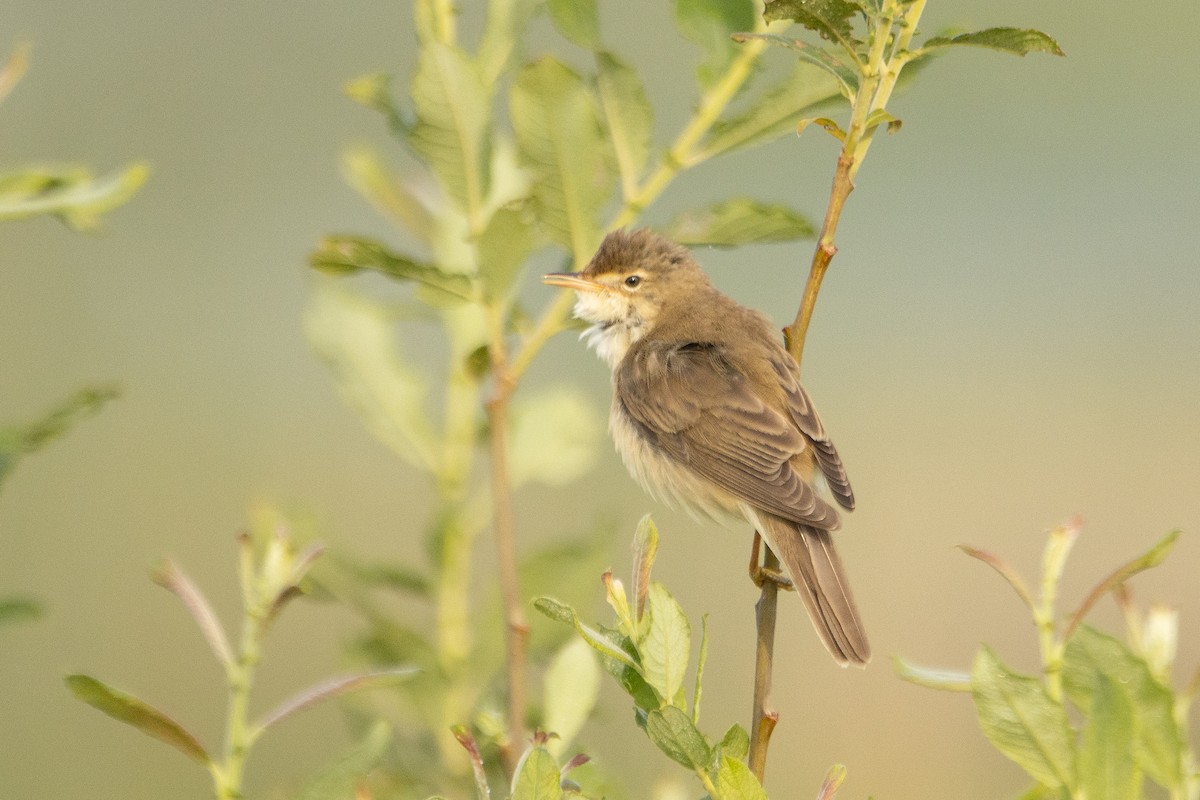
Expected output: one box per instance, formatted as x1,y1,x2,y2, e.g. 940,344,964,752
617,340,841,529
767,349,855,511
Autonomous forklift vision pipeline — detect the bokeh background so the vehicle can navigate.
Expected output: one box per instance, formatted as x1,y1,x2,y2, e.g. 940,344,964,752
2,1,1198,797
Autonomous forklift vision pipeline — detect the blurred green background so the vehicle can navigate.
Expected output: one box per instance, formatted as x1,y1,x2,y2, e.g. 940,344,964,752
2,1,1198,797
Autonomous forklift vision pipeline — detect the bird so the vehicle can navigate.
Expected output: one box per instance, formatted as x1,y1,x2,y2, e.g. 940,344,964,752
543,228,869,666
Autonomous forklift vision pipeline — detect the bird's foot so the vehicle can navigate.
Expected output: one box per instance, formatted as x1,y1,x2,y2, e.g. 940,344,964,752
748,531,794,590
750,563,794,590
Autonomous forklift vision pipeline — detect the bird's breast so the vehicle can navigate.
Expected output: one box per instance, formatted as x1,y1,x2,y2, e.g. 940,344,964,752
608,395,744,524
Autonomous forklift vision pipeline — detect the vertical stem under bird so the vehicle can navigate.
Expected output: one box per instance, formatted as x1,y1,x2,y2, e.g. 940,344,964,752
750,0,929,780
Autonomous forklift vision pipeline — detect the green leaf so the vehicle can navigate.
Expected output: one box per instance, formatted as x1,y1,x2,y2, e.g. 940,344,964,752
595,52,653,199
253,669,418,734
717,755,768,799
817,764,848,800
0,597,41,626
892,656,973,692
584,625,659,711
344,72,393,112
481,135,535,222
716,724,751,761
923,28,1065,58
796,116,847,141
543,638,601,758
864,108,901,133
611,655,662,712
644,705,711,769
478,0,541,86
151,559,233,667
508,385,601,488
673,0,757,87
309,235,474,303
510,57,612,264
603,571,635,636
0,386,118,489
762,0,863,49
1063,625,1183,788
1078,673,1140,800
692,613,709,723
701,59,843,159
664,198,815,246
729,34,857,99
533,598,642,671
971,647,1075,789
632,514,659,624
408,43,491,216
516,534,614,658
296,722,392,800
477,203,536,301
304,284,439,471
342,73,406,136
1066,529,1181,638
65,675,209,764
548,0,601,48
0,162,148,230
958,544,1036,614
641,583,691,708
511,745,563,800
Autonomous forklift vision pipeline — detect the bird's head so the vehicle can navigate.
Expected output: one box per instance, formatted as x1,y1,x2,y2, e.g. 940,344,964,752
542,229,710,339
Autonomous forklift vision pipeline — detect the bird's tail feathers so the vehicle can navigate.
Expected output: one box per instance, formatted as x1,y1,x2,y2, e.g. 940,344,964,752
757,514,870,667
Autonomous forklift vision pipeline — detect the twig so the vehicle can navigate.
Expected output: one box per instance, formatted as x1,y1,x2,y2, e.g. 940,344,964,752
752,0,930,778
485,308,528,777
748,538,781,781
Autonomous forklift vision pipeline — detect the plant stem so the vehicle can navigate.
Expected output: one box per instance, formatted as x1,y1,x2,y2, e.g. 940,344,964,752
485,303,528,776
783,0,926,365
432,310,487,770
610,33,771,229
214,605,264,799
748,537,780,782
696,764,722,799
432,0,457,45
753,1,928,780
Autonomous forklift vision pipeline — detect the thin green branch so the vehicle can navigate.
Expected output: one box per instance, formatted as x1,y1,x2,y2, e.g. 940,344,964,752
611,32,772,227
696,764,721,799
215,601,265,799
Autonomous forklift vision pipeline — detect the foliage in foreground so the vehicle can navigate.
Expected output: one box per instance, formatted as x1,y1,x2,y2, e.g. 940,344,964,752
1,41,144,625
66,519,414,800
435,515,847,800
535,515,845,800
0,43,147,229
898,521,1198,800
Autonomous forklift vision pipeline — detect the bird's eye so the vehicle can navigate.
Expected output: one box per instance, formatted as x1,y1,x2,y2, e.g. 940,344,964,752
623,275,642,288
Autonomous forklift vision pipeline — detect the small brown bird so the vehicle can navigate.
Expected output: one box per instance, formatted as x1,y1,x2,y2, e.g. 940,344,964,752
544,229,869,666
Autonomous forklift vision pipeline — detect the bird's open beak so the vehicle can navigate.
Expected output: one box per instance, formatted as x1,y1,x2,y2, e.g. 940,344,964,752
542,272,602,293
